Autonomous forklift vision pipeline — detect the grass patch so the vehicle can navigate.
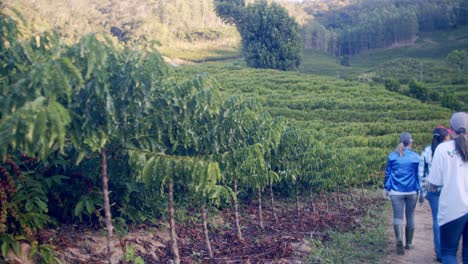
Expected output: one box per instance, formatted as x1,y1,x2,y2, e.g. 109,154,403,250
308,201,389,264
161,47,240,62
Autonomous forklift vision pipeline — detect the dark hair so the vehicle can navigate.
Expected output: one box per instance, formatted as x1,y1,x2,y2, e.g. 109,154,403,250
454,128,468,162
431,128,448,157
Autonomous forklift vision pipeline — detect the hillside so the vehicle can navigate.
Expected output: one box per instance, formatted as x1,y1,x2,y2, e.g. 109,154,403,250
1,1,467,263
180,62,453,183
299,26,468,111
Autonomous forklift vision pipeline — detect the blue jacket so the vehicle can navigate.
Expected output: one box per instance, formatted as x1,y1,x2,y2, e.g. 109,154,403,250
384,148,420,192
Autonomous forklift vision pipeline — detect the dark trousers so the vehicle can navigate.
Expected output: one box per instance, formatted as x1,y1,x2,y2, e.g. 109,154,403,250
440,213,468,264
427,191,441,259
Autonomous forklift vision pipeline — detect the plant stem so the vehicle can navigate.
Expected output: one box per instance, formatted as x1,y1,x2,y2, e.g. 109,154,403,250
168,178,180,264
101,148,114,263
201,205,213,258
233,178,243,240
258,186,264,229
295,181,300,218
337,185,342,208
323,192,329,212
269,181,278,224
309,189,316,215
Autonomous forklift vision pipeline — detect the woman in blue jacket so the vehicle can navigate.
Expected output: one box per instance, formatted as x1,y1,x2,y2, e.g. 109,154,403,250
384,132,420,255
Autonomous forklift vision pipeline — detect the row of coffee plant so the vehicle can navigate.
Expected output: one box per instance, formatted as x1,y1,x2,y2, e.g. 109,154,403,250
0,13,383,264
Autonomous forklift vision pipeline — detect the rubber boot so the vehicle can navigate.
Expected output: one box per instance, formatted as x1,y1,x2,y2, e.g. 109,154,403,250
394,225,404,255
405,227,414,250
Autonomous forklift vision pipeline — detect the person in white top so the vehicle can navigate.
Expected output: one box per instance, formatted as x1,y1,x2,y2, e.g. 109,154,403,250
427,112,468,264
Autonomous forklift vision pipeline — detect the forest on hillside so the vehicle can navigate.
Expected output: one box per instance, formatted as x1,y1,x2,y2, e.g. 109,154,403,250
4,0,468,57
1,0,466,263
302,0,468,56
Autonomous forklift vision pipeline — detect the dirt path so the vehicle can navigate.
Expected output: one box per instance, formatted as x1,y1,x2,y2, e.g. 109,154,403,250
381,200,464,263
381,201,438,264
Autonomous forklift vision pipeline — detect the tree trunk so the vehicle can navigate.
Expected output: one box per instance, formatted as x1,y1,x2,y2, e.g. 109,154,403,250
295,181,300,218
322,192,329,212
168,178,180,264
201,205,213,258
101,148,114,263
309,190,316,215
258,187,264,229
269,181,278,224
233,179,243,240
336,186,342,208
361,183,365,199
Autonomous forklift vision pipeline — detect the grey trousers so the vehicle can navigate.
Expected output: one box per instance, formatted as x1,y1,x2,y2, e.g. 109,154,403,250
390,194,417,228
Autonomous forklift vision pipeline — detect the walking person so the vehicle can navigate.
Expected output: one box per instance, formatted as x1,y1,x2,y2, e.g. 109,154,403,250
384,132,420,255
427,112,468,264
419,126,451,262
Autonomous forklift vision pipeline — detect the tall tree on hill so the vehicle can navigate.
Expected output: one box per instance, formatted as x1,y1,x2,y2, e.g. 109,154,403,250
215,0,303,70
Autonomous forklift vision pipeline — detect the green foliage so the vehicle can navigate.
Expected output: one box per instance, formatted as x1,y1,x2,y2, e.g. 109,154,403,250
0,98,71,160
238,1,303,70
384,78,401,93
214,0,245,26
340,56,350,67
180,61,451,194
0,234,25,258
29,242,62,264
408,79,429,102
4,0,237,51
0,154,69,262
447,49,468,71
124,245,145,264
74,192,103,223
303,0,466,56
440,88,462,110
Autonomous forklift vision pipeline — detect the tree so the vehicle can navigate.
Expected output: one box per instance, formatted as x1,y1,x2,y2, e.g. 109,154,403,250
447,49,468,82
276,127,312,218
214,0,246,26
215,0,303,71
384,78,401,93
408,79,429,102
0,12,171,259
440,88,461,110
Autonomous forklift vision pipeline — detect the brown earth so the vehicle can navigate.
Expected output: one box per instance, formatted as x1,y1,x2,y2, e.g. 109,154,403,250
5,191,386,264
381,200,462,264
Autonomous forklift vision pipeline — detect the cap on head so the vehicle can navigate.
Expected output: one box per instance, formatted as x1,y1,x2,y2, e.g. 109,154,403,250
400,132,413,144
433,126,449,138
450,112,468,134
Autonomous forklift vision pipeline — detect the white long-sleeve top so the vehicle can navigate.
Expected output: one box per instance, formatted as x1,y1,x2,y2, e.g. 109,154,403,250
427,140,468,226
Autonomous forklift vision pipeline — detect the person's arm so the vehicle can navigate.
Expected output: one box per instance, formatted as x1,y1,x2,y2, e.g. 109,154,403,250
427,146,444,190
384,155,392,191
418,149,428,193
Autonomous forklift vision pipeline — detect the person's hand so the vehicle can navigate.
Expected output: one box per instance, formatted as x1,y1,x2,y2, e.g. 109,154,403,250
383,189,390,200
418,191,425,205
